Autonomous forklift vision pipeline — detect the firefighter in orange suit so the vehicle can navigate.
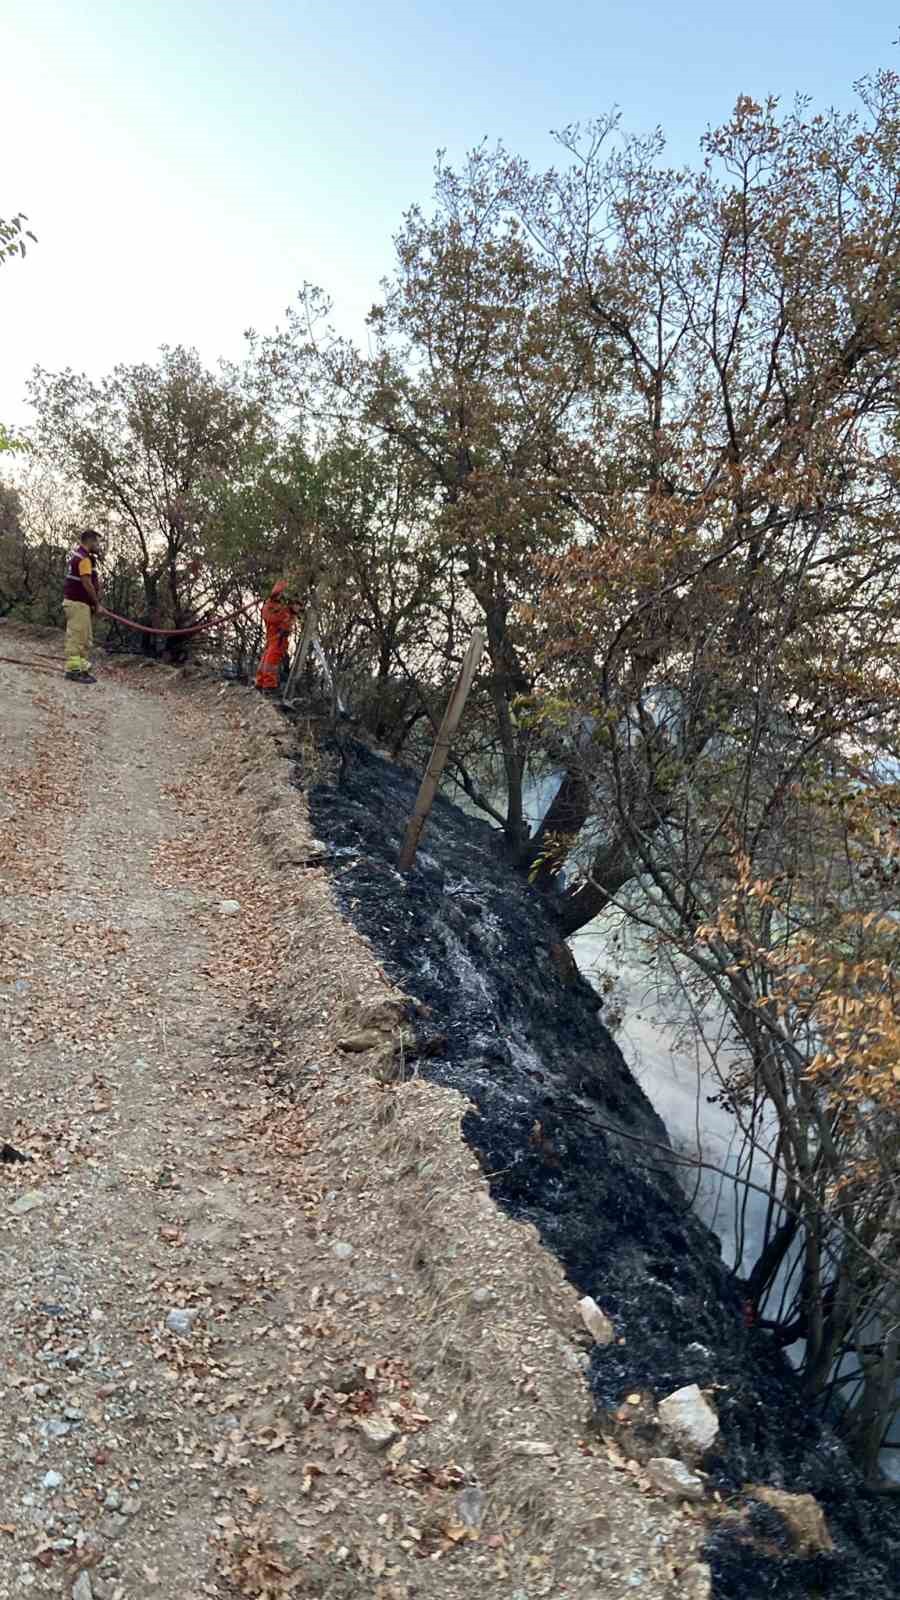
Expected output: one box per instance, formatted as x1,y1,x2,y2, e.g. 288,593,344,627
255,579,300,693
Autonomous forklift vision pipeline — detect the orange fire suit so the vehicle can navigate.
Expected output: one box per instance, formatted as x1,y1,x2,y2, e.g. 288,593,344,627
255,582,300,690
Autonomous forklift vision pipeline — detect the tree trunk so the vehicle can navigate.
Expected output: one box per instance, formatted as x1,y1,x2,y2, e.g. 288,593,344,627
556,829,640,936
139,570,160,658
518,767,592,886
483,599,528,852
744,1215,800,1310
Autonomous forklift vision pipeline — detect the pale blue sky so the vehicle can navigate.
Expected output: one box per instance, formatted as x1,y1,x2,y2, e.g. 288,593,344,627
1,0,895,425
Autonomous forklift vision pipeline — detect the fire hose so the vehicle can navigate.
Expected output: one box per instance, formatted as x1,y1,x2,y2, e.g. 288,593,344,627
97,597,260,636
1,596,261,680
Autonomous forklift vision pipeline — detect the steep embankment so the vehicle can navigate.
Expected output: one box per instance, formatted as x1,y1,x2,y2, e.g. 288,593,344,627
305,732,900,1600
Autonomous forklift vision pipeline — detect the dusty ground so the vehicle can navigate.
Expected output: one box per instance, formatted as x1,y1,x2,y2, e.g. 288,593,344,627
0,624,710,1600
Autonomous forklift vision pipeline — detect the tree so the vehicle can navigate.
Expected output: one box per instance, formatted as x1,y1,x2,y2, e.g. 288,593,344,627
0,462,101,625
208,411,459,740
258,146,605,845
1,212,36,455
0,479,26,615
521,76,900,1477
0,212,35,266
507,78,900,913
30,347,262,657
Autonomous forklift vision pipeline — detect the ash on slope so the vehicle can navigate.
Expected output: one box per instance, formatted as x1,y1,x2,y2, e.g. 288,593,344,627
304,736,900,1600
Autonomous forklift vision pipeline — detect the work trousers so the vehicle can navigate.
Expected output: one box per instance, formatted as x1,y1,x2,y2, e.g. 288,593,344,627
63,599,93,674
256,627,289,690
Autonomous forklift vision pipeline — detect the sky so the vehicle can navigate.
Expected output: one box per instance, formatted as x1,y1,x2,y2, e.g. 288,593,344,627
1,0,896,427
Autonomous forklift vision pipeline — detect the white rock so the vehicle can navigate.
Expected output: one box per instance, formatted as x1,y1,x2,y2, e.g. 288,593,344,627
42,1471,63,1490
9,1190,46,1215
455,1484,485,1530
72,1574,94,1600
357,1415,399,1452
658,1384,719,1454
577,1294,615,1345
470,1286,495,1308
166,1307,199,1337
331,1241,354,1261
511,1440,556,1457
685,1342,713,1362
217,900,241,916
647,1457,705,1502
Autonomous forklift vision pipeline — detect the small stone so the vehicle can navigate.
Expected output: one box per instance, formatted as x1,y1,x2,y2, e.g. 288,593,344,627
658,1384,719,1455
100,1513,130,1540
685,1342,713,1362
44,1419,71,1439
64,1348,85,1367
357,1415,399,1452
64,1407,83,1422
9,1190,46,1215
578,1294,615,1345
42,1471,63,1490
455,1484,485,1530
331,1242,355,1261
647,1458,705,1502
72,1574,94,1600
33,1383,50,1398
469,1287,495,1308
120,1498,140,1517
749,1487,833,1555
103,1489,122,1511
217,900,241,916
337,1030,383,1053
329,1368,366,1396
511,1440,556,1457
166,1307,198,1337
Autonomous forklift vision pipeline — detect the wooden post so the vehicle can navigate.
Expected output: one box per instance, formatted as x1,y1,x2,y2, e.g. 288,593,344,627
398,628,486,872
281,589,320,706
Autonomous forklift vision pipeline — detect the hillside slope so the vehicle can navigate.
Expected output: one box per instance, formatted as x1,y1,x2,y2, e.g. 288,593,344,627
0,624,706,1600
304,730,900,1600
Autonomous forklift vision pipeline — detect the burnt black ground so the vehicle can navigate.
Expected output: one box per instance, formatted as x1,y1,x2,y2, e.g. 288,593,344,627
303,734,900,1600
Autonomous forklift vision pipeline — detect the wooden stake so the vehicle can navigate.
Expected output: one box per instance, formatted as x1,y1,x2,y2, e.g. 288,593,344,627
281,589,320,706
398,627,486,872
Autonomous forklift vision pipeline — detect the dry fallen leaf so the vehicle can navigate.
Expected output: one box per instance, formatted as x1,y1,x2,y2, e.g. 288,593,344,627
441,1518,478,1544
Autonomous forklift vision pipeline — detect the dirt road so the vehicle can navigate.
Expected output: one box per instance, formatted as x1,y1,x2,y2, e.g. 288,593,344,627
0,627,706,1600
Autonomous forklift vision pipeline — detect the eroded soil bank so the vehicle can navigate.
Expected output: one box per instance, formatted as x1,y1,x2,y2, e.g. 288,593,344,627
305,733,900,1600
